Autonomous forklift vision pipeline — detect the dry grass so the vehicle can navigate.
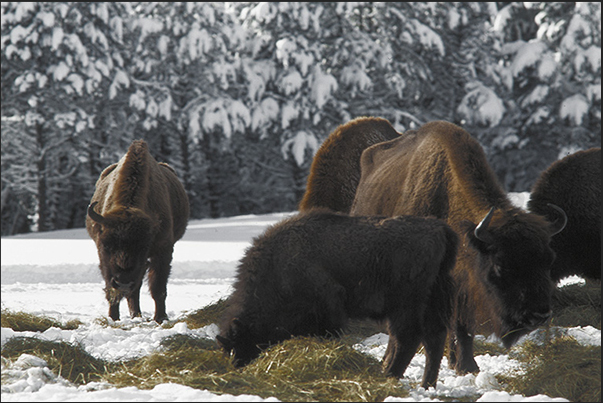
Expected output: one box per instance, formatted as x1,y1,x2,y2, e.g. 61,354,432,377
1,337,114,385
1,309,82,332
501,336,601,402
173,298,230,329
105,335,409,402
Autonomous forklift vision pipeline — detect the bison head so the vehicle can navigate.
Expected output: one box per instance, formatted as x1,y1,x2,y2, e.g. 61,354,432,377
88,201,156,293
216,318,262,367
464,204,567,347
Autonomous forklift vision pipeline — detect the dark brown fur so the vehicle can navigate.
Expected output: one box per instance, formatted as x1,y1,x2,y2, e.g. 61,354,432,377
349,120,567,374
217,209,458,389
528,148,601,282
299,117,400,213
298,118,566,374
86,140,189,322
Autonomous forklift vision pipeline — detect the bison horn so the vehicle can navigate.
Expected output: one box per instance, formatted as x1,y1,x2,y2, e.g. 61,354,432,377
474,207,495,244
547,203,567,236
87,201,106,225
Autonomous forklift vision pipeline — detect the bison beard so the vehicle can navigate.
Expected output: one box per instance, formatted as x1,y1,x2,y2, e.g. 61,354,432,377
86,140,189,323
217,210,459,389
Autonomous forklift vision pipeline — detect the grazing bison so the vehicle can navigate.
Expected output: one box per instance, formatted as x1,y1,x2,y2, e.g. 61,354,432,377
217,209,459,388
86,140,189,323
349,120,568,374
528,147,601,282
299,116,400,213
300,118,567,375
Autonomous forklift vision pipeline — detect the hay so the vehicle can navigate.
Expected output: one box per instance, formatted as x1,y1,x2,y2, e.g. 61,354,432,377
1,337,112,385
174,298,230,329
1,309,81,332
241,336,408,402
502,336,601,402
104,335,409,402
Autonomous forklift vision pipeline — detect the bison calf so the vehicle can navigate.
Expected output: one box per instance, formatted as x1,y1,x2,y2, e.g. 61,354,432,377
217,209,458,388
86,140,189,323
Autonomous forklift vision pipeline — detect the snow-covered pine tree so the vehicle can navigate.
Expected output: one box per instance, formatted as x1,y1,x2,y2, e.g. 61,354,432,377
484,2,601,191
1,2,129,231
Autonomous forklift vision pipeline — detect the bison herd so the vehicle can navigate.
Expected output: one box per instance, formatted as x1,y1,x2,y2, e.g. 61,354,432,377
87,118,600,389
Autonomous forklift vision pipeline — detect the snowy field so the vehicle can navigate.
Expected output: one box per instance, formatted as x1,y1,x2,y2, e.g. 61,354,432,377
1,193,599,402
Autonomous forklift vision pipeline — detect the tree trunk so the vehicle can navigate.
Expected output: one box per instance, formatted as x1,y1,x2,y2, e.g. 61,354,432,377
35,123,50,232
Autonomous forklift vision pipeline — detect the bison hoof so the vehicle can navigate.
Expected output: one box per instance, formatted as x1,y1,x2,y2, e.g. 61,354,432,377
455,360,480,375
154,315,168,323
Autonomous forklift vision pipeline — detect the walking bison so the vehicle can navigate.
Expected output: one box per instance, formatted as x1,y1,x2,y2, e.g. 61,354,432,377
86,140,189,323
300,118,567,375
528,147,601,282
299,116,400,213
217,209,459,388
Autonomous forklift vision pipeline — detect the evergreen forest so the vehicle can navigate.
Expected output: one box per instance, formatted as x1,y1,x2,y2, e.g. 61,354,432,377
1,2,600,235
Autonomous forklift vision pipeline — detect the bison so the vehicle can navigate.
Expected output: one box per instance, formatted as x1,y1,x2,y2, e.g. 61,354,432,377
299,116,400,213
86,140,189,323
300,118,567,375
217,209,459,389
528,147,601,282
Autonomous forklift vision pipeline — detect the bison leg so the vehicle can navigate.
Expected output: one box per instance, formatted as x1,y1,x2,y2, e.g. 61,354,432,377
148,249,172,323
126,282,143,319
421,327,447,389
382,313,422,379
449,321,479,374
105,284,123,321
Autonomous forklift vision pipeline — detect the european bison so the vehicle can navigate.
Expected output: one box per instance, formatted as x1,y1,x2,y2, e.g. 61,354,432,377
301,118,567,375
299,116,400,213
217,209,459,388
86,140,189,323
528,147,601,282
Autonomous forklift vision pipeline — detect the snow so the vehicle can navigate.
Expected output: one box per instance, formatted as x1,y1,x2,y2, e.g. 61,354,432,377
1,199,598,402
278,69,303,95
509,41,548,78
559,94,590,126
310,66,337,109
457,81,506,127
281,130,319,166
409,19,445,57
521,85,549,107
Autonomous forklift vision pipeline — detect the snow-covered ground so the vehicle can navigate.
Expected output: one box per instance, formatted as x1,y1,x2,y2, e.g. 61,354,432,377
1,194,599,402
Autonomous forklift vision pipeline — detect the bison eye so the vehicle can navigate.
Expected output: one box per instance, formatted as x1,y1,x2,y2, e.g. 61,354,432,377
492,264,502,277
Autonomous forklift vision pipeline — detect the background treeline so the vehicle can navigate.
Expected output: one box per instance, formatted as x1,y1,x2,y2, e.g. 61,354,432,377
1,2,600,235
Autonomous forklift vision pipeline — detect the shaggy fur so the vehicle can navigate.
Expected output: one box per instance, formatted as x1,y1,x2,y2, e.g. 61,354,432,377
528,147,601,282
298,118,566,375
349,120,567,374
217,209,459,389
299,117,400,213
86,140,189,322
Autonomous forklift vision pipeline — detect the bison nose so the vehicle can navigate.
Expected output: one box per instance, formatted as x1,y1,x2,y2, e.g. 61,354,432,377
111,278,134,291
